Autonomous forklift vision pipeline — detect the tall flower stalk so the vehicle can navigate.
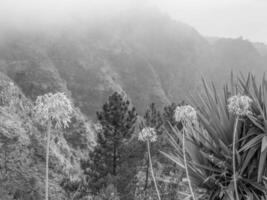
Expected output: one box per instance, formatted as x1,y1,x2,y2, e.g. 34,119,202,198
182,128,196,200
45,120,52,200
174,105,197,200
33,93,73,200
232,116,240,200
227,94,252,200
138,127,161,200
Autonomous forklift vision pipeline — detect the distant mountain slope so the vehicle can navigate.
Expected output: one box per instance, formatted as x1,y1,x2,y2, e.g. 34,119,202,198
0,8,267,117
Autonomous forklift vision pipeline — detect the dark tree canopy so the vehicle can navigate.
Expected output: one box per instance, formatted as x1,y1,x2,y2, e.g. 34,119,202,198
144,102,163,131
81,92,137,196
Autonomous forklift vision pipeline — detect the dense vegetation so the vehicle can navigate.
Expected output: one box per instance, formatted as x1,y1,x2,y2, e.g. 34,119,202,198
163,75,267,199
1,61,267,200
58,73,267,200
1,7,267,200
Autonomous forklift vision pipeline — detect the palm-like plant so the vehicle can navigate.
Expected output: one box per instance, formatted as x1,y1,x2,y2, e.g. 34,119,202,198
33,92,73,200
162,74,267,200
238,74,267,183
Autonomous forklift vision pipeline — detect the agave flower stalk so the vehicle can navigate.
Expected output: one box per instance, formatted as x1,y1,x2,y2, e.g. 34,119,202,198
232,116,240,200
182,127,196,200
147,140,161,200
228,94,252,200
174,105,197,200
45,120,52,200
139,127,161,200
33,93,73,200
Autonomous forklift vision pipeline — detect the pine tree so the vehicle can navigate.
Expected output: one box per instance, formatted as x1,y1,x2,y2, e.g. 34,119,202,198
82,92,137,195
163,102,177,126
144,103,163,131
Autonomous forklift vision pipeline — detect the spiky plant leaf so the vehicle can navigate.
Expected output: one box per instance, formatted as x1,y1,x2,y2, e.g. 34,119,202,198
162,73,267,199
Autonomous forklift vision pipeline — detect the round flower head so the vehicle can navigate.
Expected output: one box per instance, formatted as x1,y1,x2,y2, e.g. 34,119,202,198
227,95,252,116
34,92,73,129
138,127,157,142
174,105,198,126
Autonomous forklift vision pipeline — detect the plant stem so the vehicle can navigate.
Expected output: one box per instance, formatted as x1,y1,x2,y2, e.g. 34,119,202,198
233,116,240,200
45,121,51,200
147,140,161,200
143,154,149,191
182,129,196,200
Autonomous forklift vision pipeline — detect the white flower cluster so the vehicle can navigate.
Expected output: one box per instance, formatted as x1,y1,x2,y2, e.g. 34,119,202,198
138,127,157,142
174,105,198,126
227,95,252,116
34,92,73,129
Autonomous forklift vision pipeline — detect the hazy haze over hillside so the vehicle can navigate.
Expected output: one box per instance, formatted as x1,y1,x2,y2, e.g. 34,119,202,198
1,1,267,200
1,0,267,43
0,0,267,117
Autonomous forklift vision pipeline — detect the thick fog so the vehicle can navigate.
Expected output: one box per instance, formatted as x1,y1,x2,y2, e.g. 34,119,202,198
155,0,267,43
0,0,267,43
0,0,140,30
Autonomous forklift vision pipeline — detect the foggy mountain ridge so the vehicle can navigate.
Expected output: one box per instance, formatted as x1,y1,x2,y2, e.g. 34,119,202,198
0,8,267,117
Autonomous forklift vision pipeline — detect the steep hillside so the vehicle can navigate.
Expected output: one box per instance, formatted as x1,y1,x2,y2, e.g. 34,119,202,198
208,37,267,87
1,7,267,200
0,72,95,199
0,8,266,118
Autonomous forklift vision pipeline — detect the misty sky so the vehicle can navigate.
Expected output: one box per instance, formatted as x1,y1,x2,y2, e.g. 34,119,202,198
0,0,267,43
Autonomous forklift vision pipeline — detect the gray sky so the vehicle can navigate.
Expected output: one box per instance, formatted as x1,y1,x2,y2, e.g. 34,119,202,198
0,0,267,43
154,0,267,43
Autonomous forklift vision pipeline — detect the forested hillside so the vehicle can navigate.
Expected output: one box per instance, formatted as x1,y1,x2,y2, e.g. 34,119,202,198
0,8,266,117
1,6,267,200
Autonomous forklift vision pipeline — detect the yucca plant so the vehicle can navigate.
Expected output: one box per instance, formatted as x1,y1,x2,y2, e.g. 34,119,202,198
238,74,267,183
162,74,267,200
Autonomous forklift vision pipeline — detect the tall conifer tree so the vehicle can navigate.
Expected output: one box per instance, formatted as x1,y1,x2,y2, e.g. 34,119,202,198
82,92,137,195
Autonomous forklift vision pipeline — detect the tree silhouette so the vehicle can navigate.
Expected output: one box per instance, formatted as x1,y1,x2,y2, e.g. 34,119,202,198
82,92,137,196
